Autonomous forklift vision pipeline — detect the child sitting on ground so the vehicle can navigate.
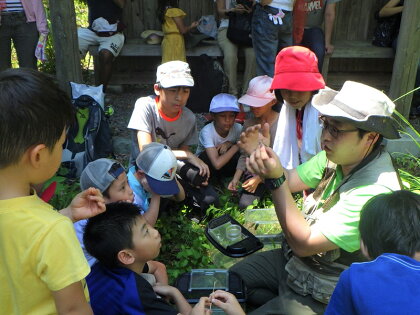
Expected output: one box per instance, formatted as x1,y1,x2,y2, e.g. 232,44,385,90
84,202,246,315
0,68,105,314
326,190,420,314
128,60,219,213
75,153,181,284
228,75,279,209
127,142,185,219
196,93,242,181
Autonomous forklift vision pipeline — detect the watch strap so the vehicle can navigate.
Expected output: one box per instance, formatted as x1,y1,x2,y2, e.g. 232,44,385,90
264,173,286,190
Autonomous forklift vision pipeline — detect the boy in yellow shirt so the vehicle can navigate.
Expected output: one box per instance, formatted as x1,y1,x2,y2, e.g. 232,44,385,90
0,68,105,314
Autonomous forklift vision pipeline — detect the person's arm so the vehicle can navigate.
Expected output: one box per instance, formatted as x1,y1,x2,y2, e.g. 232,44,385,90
379,0,403,17
146,260,168,285
228,168,243,192
34,0,49,35
112,0,126,9
205,144,239,170
153,285,192,315
137,130,153,151
173,147,210,178
324,3,337,55
52,281,92,315
246,145,338,257
143,193,160,226
173,17,199,35
170,178,185,201
216,0,251,18
59,188,106,223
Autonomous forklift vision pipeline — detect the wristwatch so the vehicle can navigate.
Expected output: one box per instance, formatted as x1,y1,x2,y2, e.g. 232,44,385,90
264,173,286,190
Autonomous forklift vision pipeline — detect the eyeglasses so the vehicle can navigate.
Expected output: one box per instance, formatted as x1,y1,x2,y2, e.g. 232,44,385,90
319,116,359,138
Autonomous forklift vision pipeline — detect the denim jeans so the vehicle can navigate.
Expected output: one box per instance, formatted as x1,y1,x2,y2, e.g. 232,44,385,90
252,4,293,77
0,12,38,71
301,27,325,72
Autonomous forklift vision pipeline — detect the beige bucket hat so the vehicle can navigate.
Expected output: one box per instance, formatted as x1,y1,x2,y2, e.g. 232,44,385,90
312,81,400,139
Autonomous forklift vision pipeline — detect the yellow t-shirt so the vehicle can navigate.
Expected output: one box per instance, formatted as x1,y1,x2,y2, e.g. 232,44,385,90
0,194,90,315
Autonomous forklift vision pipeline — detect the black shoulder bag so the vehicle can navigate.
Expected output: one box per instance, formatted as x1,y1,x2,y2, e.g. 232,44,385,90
226,1,254,47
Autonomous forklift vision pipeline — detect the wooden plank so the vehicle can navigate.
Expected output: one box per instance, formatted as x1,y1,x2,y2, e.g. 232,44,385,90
389,0,420,118
48,0,82,94
331,41,394,58
89,42,222,57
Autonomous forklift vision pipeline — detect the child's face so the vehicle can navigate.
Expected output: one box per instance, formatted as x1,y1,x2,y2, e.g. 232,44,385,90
131,216,161,261
251,101,274,118
280,90,313,110
212,112,237,135
105,172,134,203
155,85,191,117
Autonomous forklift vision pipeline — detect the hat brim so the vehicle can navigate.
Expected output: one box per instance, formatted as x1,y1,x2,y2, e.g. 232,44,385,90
159,78,194,88
312,89,400,139
238,94,274,107
210,106,240,113
271,72,325,91
145,174,180,195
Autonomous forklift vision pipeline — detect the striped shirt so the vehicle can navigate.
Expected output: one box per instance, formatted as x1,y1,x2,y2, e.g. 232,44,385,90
2,0,24,12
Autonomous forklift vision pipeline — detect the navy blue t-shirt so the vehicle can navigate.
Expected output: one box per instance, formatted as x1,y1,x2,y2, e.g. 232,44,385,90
86,263,177,315
87,0,123,26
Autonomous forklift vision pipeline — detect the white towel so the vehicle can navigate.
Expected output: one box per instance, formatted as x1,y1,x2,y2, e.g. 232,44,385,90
272,101,322,169
91,17,118,32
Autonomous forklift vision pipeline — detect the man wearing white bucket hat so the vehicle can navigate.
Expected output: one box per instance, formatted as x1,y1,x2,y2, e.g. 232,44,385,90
231,81,402,314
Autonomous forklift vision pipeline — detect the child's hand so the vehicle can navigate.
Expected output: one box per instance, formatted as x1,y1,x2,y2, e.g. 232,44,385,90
228,179,239,192
152,284,177,300
242,175,262,193
190,297,211,315
217,141,234,155
210,290,245,315
60,188,106,222
190,21,199,29
187,154,210,180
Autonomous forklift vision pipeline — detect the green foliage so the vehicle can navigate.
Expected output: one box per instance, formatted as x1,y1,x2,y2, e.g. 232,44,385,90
42,167,80,210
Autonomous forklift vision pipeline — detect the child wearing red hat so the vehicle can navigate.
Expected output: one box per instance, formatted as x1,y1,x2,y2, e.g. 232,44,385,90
271,46,326,169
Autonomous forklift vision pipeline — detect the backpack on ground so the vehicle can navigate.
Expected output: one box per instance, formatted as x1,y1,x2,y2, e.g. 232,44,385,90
61,94,113,177
186,54,228,113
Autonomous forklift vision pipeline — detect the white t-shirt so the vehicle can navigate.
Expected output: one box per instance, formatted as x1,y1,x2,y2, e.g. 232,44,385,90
196,121,242,156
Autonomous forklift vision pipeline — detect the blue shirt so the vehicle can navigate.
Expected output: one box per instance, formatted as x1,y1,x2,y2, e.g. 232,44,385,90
326,253,420,314
86,263,177,315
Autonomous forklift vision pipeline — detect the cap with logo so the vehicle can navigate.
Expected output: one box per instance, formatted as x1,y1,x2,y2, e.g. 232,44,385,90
136,142,179,195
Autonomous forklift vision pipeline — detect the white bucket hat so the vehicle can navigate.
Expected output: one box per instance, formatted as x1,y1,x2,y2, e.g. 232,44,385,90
312,81,400,139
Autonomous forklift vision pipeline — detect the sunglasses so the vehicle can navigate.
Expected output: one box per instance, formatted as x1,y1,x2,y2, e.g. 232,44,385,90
319,116,359,138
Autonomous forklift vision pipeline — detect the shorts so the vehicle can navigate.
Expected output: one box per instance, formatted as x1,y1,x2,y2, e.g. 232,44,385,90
77,27,125,57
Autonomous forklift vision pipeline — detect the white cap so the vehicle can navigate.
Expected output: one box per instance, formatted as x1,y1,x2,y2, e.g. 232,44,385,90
156,61,194,88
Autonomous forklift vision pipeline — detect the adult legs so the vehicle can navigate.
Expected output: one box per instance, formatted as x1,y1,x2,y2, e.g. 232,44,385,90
98,49,114,92
230,248,326,315
13,20,38,69
276,10,293,52
300,27,325,72
218,28,239,96
242,46,256,94
252,5,291,77
0,21,13,71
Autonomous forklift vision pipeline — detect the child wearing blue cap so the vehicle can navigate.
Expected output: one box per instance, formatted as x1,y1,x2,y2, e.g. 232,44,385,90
196,93,242,180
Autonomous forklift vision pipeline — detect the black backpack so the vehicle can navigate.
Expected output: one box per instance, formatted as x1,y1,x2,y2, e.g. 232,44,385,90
186,54,228,113
61,95,113,177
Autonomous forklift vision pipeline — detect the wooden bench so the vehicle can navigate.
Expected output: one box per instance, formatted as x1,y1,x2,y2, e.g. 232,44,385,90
88,39,223,85
322,40,395,82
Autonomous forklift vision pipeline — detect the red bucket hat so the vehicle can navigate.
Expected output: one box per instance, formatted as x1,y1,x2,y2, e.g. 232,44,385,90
271,46,325,91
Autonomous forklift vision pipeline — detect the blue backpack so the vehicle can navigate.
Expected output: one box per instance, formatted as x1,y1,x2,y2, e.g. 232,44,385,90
61,95,113,177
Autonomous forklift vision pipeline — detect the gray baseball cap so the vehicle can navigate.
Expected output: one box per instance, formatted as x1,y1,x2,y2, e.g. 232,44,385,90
80,158,125,192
